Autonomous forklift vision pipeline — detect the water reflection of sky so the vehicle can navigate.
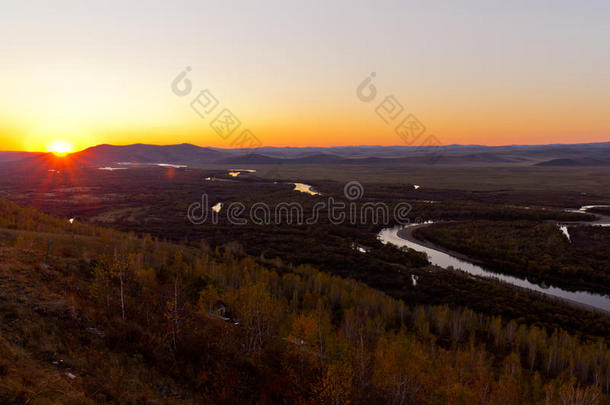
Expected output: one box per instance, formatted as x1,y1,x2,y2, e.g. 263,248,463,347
293,183,321,196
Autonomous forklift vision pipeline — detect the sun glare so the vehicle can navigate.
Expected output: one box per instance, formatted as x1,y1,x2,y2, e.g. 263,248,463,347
47,140,74,157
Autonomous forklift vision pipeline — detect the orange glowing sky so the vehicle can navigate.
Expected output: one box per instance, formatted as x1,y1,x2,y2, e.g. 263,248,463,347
1,1,608,153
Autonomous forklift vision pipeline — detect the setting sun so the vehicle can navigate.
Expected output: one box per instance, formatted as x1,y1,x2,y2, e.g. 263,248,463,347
47,140,74,156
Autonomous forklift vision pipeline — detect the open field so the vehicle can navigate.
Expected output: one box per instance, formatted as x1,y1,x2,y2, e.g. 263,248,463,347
191,164,610,194
0,162,609,339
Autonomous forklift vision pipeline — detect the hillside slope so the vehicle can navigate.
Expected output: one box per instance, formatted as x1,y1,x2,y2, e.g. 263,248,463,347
0,199,609,403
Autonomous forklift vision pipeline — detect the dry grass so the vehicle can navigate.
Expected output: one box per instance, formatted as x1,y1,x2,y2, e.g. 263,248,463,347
0,232,199,404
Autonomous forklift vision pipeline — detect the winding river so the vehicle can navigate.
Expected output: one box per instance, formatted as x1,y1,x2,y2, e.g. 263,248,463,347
217,173,610,312
378,206,610,313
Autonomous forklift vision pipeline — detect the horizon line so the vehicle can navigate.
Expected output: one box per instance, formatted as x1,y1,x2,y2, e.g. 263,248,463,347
3,140,610,155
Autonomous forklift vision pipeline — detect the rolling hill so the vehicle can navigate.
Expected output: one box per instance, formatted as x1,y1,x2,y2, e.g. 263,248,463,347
1,142,609,168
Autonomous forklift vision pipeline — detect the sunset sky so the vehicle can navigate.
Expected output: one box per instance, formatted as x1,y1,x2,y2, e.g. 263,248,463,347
1,0,609,153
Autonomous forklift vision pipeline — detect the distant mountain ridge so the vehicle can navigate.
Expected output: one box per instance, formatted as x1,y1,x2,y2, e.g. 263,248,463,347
73,143,225,165
0,151,47,163
2,142,609,167
535,158,610,167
